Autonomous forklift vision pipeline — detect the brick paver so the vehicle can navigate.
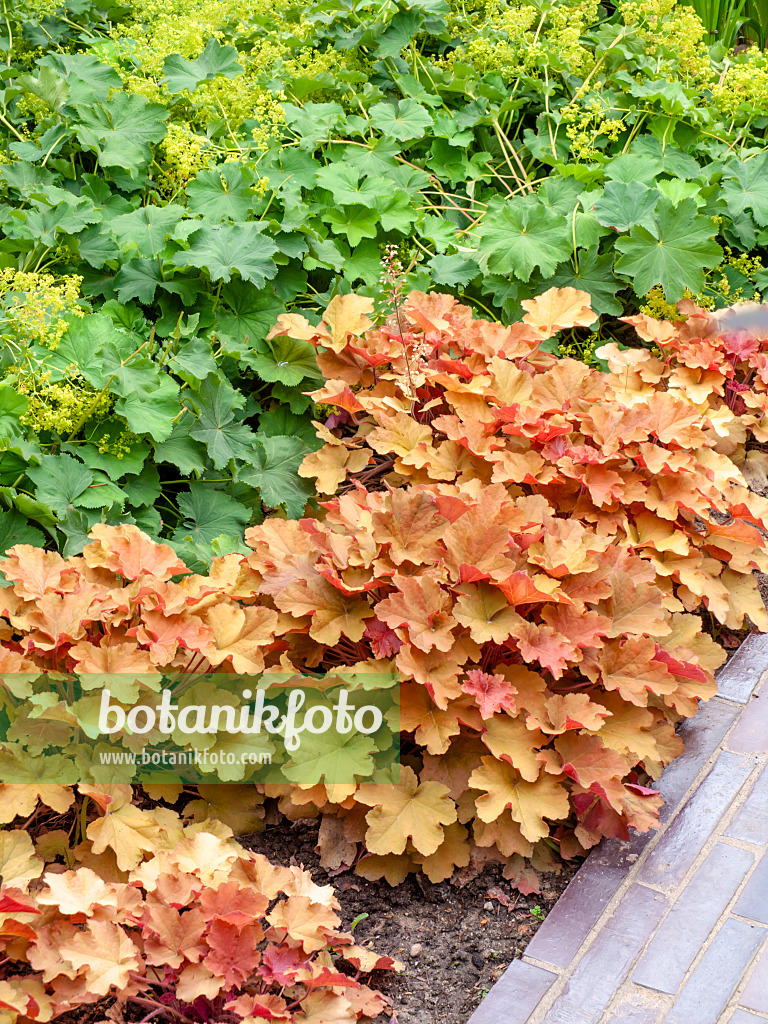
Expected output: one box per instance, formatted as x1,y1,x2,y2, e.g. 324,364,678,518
637,750,754,889
660,919,766,1024
739,946,768,1013
632,843,755,994
725,765,768,845
467,652,768,1024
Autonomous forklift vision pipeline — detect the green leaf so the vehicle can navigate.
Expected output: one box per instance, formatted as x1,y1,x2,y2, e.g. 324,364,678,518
315,164,381,205
422,214,460,253
58,510,95,557
377,9,423,57
722,153,768,228
186,162,257,222
630,137,701,179
271,382,313,414
16,196,100,247
77,225,120,268
374,187,418,233
109,204,185,257
153,420,207,475
170,337,218,383
0,386,27,437
48,314,119,386
68,422,149,479
321,206,380,246
657,179,703,207
475,200,571,282
115,376,180,442
344,238,385,286
281,102,345,150
369,99,433,141
216,283,283,345
162,37,244,93
39,53,122,105
241,436,314,518
173,483,251,545
238,336,321,386
172,223,278,286
73,470,127,510
550,251,624,316
112,258,163,304
614,197,723,302
188,376,257,468
16,65,70,113
593,181,659,233
0,509,44,553
342,137,401,175
75,93,168,176
259,407,319,448
100,342,159,397
124,464,162,508
604,153,662,186
428,252,479,286
27,454,93,518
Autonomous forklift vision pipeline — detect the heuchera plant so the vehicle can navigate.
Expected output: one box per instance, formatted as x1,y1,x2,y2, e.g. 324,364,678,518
2,287,765,906
0,784,399,1023
601,298,768,456
254,286,768,883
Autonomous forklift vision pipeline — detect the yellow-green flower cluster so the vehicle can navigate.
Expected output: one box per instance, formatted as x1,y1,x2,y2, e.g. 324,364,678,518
96,424,140,459
450,0,598,83
196,74,286,143
6,0,63,22
0,270,84,351
156,122,214,193
561,98,624,161
616,1,710,77
713,52,768,118
105,0,298,146
640,285,688,319
17,371,112,436
559,330,599,366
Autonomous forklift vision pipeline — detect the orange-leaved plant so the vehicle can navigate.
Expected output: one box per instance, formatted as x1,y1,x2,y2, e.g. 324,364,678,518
2,286,768,902
602,298,768,457
0,784,400,1024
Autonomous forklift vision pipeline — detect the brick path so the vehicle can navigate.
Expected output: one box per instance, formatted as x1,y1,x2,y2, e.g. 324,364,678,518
467,633,768,1024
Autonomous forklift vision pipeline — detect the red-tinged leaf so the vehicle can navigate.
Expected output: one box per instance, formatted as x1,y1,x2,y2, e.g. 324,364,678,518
377,575,456,653
513,621,577,679
203,921,263,985
555,733,630,789
462,669,517,719
433,494,470,523
363,617,402,657
496,571,562,605
0,892,40,915
83,524,189,581
653,647,708,682
258,944,308,986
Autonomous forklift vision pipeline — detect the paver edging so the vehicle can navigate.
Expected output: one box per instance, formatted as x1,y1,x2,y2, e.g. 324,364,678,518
465,636,768,1024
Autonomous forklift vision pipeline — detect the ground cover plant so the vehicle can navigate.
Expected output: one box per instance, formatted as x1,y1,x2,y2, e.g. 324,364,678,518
1,285,768,1019
2,0,768,550
0,783,401,1023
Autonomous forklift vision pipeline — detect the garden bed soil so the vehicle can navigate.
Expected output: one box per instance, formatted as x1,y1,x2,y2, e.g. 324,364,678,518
243,821,576,1024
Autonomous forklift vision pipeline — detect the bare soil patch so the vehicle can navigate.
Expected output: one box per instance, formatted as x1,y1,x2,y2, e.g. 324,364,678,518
243,821,576,1024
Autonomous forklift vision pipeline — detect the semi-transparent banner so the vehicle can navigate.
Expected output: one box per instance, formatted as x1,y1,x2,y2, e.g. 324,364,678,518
0,670,400,784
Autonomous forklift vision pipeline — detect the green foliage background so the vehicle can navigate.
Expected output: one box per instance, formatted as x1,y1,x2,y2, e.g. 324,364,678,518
1,0,768,557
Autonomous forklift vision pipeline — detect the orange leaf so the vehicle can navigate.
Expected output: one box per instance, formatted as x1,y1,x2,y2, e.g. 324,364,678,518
357,765,457,856
83,524,188,581
470,757,570,842
377,576,455,653
521,287,597,334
